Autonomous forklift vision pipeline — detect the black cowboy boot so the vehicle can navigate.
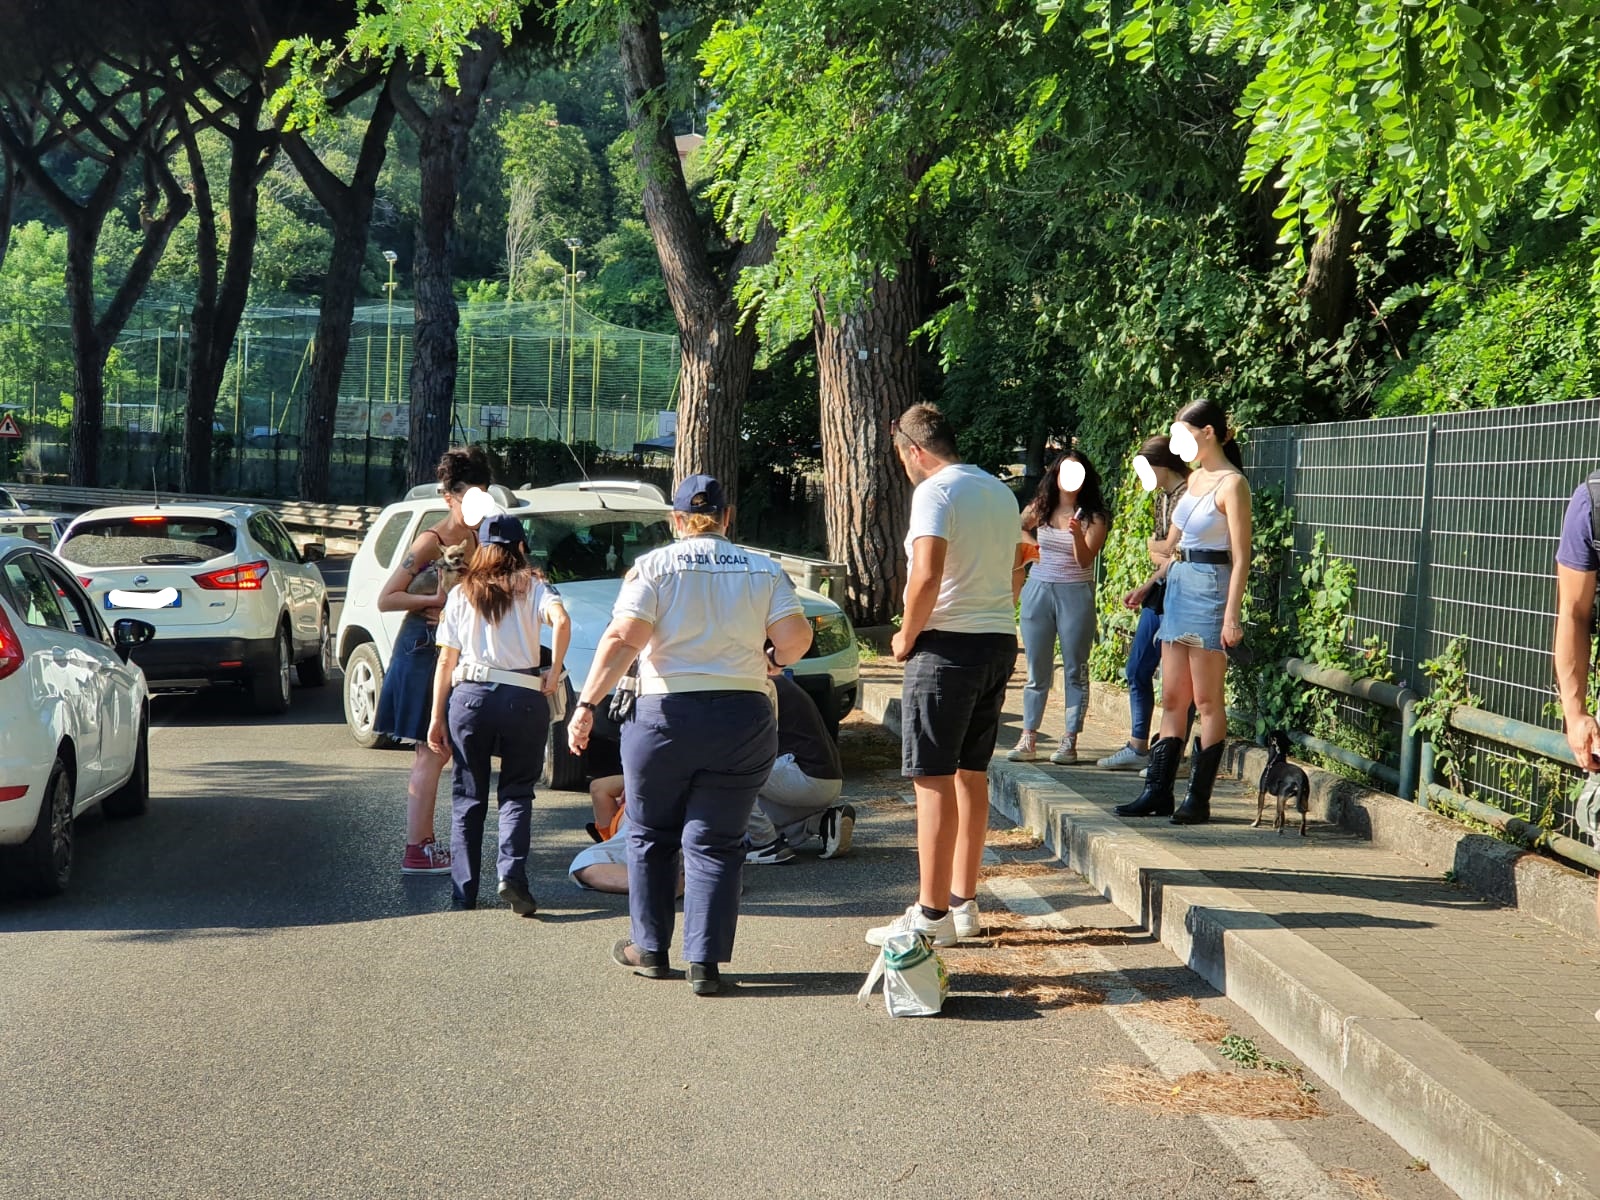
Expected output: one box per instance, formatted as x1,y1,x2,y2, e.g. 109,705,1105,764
1171,738,1226,825
1114,736,1182,817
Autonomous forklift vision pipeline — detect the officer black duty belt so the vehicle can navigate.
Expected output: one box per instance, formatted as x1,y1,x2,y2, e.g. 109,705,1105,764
1173,548,1231,565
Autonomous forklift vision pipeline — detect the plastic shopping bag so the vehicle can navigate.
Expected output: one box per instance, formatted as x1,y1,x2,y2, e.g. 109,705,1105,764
858,930,948,1017
1578,773,1600,845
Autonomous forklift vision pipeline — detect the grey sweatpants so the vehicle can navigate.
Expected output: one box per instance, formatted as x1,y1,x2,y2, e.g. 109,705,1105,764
1019,577,1096,736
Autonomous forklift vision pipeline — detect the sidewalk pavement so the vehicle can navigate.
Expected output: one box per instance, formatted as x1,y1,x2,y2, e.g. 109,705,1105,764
856,652,1600,1200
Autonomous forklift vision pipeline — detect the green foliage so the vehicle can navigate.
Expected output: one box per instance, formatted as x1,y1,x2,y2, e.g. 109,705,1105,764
1088,455,1160,682
499,102,607,248
1375,247,1600,415
1411,639,1477,792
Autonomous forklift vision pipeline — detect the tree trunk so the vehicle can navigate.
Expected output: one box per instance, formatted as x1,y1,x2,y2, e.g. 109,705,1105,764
814,265,918,625
617,9,773,503
183,94,275,494
1304,191,1362,346
288,74,399,502
65,226,109,487
401,41,499,487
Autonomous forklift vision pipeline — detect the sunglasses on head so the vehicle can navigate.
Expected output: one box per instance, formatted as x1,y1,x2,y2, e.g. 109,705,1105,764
889,419,921,449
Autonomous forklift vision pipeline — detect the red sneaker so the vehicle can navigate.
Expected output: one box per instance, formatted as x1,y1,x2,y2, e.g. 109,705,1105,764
401,838,452,875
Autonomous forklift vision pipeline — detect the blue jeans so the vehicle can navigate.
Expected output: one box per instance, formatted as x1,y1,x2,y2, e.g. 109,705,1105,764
1125,603,1163,743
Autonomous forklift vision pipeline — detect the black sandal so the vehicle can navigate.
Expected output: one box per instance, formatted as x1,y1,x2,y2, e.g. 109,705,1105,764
611,937,669,979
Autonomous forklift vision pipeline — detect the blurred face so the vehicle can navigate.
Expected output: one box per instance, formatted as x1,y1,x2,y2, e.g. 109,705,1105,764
1169,422,1201,463
1058,457,1086,494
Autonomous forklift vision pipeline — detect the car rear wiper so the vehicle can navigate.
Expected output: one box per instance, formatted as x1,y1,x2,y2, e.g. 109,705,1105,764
140,553,205,565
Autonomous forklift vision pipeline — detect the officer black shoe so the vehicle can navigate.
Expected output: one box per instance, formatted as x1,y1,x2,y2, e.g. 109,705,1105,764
1171,738,1226,826
688,963,721,996
1114,736,1182,817
497,877,538,917
611,937,669,979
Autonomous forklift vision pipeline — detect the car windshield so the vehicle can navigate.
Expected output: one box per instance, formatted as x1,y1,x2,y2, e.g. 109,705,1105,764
521,513,673,583
63,516,237,566
0,518,56,548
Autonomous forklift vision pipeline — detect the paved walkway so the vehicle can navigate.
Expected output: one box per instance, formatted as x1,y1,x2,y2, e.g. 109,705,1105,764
859,651,1600,1195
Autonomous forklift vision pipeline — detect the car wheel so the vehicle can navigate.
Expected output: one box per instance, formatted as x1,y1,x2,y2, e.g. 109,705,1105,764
251,627,293,715
102,719,150,820
344,642,401,750
14,758,74,896
297,609,333,688
542,678,587,791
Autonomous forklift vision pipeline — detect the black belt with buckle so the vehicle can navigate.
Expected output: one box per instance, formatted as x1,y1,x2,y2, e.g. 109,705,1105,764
1174,548,1231,565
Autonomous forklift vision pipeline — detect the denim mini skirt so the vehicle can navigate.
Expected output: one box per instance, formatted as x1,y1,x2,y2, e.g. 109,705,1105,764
1158,559,1230,652
375,613,437,743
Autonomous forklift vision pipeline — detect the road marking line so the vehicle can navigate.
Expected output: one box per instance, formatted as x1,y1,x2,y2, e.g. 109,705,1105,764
981,862,1347,1200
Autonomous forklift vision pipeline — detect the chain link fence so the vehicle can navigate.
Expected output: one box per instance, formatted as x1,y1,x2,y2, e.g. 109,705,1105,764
2,299,681,504
1244,398,1600,838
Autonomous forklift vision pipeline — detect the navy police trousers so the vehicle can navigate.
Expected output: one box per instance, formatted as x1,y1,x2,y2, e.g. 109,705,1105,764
621,690,777,964
446,681,550,907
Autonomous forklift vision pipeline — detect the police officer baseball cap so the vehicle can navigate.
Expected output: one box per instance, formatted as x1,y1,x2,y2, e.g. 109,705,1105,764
673,474,727,514
481,513,527,549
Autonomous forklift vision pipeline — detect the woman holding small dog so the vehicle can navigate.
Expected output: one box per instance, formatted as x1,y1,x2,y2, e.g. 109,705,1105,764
376,446,491,875
426,512,570,912
1009,449,1112,765
1117,401,1251,825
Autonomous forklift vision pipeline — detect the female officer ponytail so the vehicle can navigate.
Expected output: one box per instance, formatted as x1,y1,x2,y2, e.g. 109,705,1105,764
460,515,545,625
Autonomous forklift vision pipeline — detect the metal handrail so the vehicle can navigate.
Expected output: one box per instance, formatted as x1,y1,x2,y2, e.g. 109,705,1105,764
1280,658,1421,799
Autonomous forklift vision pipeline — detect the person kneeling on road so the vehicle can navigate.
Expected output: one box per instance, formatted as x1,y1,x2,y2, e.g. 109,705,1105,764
745,672,853,864
428,513,570,914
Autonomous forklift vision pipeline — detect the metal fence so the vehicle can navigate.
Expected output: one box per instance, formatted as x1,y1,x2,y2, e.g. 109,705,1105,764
2,298,682,503
1243,398,1600,838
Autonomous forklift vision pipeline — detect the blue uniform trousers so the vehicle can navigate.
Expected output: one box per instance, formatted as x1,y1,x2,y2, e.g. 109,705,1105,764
621,691,777,964
446,681,550,907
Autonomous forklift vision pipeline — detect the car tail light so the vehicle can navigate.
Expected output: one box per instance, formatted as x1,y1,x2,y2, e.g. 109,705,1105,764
0,785,26,802
0,605,23,681
132,515,166,524
193,560,269,590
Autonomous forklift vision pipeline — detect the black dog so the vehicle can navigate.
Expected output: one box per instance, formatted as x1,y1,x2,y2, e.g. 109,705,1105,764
1254,731,1309,836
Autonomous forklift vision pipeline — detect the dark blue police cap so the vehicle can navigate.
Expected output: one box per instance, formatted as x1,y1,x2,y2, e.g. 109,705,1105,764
672,474,727,514
481,513,527,549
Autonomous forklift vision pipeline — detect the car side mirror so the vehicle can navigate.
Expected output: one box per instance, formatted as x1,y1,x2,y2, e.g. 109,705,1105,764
112,618,156,661
301,542,326,563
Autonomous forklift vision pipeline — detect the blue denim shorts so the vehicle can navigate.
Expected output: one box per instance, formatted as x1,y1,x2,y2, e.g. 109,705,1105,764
1158,560,1230,652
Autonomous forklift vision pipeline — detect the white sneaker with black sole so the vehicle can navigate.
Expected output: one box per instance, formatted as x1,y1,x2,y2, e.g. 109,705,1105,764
819,804,855,859
865,904,957,947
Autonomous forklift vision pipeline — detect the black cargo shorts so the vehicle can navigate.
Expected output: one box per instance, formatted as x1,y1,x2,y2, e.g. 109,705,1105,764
901,630,1017,777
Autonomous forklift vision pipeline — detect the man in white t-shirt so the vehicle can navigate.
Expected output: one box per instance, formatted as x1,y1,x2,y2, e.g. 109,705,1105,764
866,403,1024,949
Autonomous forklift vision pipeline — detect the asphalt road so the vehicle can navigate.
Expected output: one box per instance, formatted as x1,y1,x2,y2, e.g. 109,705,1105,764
0,684,1456,1200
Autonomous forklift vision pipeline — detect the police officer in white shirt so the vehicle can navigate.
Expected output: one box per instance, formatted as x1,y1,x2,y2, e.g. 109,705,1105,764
428,513,571,914
567,474,814,995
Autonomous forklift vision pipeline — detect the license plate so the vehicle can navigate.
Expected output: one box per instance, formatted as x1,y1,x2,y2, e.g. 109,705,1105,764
106,588,181,610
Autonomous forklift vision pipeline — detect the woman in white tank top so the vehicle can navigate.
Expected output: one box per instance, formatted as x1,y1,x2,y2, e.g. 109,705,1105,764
1117,400,1253,827
1008,449,1112,765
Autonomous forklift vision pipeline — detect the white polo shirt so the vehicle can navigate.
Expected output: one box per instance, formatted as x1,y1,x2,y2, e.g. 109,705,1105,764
613,535,803,692
905,462,1022,636
436,578,564,670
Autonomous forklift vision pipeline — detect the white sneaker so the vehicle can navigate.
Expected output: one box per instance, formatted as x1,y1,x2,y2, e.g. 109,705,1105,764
1006,733,1039,762
1050,737,1078,766
1097,743,1150,770
865,904,957,947
951,899,981,939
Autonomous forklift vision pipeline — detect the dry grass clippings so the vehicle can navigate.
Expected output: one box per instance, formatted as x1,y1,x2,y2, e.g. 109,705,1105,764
977,861,1060,880
1095,1065,1323,1121
985,828,1043,850
1326,1168,1392,1200
940,949,1108,1010
1126,996,1231,1044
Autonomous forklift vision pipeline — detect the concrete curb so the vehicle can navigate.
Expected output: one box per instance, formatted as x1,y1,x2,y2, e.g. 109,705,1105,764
859,677,1600,1200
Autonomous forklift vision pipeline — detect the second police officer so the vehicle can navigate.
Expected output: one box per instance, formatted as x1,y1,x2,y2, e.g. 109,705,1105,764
567,474,814,995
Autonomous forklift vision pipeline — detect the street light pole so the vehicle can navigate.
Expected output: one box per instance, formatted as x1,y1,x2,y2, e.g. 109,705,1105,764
563,238,582,444
382,250,399,407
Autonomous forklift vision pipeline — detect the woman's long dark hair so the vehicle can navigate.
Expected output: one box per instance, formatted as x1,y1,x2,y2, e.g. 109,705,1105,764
1024,449,1110,531
1138,434,1191,479
1175,400,1245,471
461,541,545,625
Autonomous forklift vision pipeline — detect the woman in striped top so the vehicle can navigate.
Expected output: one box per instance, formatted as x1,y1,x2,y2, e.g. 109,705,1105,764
1009,449,1112,764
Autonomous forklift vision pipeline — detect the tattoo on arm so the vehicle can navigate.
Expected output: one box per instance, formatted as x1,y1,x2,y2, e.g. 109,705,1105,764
400,552,418,576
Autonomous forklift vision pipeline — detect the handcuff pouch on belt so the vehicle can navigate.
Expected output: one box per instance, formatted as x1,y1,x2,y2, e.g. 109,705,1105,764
608,661,640,725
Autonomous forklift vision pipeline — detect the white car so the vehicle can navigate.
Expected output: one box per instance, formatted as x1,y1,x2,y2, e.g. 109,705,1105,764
336,483,860,790
56,503,334,714
0,536,154,896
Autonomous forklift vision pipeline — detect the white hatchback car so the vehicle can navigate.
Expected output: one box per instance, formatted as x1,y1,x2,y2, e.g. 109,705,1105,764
337,483,860,790
0,536,153,896
56,503,334,714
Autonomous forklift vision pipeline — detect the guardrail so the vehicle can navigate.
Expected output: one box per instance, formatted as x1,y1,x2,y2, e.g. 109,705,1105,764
3,484,380,538
1278,656,1600,874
